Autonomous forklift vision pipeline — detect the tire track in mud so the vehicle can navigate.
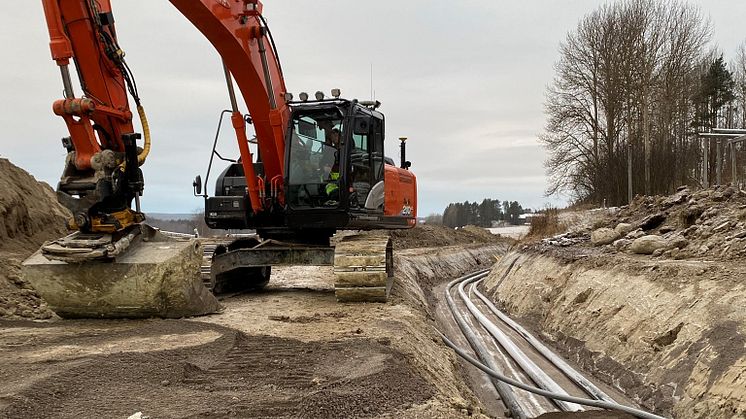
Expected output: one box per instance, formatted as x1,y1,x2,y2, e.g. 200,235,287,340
0,321,434,419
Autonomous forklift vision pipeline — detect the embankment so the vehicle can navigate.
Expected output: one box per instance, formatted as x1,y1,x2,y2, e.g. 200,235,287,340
483,248,746,418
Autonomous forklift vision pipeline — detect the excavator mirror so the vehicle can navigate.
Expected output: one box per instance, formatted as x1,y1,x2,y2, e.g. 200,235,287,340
193,175,203,196
353,117,370,135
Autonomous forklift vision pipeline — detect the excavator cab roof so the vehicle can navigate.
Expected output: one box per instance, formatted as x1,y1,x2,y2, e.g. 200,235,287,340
288,98,384,120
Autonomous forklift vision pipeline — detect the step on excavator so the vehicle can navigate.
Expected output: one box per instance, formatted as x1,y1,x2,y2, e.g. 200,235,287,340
22,0,417,318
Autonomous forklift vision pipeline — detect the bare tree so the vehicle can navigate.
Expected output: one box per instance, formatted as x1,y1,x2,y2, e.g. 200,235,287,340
543,0,711,205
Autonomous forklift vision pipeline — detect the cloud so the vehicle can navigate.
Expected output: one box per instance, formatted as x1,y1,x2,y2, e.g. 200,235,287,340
2,1,743,219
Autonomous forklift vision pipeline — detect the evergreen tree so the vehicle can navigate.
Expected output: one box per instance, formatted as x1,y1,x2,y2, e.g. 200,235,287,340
506,201,524,225
441,199,515,228
694,55,735,129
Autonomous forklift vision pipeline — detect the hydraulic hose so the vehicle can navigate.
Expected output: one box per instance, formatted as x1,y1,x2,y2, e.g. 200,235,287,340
136,105,150,166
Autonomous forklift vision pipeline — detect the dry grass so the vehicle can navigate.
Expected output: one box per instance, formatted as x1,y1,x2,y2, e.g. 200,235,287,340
524,208,567,241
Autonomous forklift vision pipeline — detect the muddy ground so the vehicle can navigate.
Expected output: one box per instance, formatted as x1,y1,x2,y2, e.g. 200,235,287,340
0,157,511,418
0,244,510,419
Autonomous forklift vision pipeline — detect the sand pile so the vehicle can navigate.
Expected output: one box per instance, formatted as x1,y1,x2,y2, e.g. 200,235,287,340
0,158,69,319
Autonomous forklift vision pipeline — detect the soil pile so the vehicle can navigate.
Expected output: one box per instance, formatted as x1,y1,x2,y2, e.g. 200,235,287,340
390,224,509,249
0,158,69,319
540,185,746,261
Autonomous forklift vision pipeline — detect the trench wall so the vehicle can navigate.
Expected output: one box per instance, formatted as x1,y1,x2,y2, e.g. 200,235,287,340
388,244,509,416
483,250,746,419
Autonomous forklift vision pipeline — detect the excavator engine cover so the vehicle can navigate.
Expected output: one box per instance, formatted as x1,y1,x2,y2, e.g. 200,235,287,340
22,227,221,319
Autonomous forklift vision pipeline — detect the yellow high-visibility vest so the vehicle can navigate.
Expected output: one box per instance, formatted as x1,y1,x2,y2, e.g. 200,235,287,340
325,171,340,195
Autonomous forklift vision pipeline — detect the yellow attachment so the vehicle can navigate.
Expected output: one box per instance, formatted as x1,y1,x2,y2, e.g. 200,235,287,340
67,209,144,234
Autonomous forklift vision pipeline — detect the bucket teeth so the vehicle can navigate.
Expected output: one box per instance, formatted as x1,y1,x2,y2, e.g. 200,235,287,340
333,234,393,303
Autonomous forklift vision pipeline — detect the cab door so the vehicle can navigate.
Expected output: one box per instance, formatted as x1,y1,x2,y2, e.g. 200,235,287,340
349,113,385,211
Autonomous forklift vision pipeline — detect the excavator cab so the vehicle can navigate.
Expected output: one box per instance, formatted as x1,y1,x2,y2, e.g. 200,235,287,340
285,100,386,216
203,97,413,236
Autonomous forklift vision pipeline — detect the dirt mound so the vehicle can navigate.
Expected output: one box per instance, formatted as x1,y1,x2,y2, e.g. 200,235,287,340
389,224,509,249
0,158,69,253
0,158,69,319
538,185,746,262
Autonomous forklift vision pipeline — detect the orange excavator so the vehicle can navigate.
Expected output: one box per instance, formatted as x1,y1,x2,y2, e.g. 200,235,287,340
23,0,417,318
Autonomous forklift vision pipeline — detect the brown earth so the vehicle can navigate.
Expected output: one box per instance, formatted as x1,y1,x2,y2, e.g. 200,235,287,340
0,245,509,419
0,320,432,419
0,158,69,320
389,224,510,249
0,161,514,419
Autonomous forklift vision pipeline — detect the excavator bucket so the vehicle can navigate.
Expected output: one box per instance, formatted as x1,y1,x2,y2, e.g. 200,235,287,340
22,225,220,319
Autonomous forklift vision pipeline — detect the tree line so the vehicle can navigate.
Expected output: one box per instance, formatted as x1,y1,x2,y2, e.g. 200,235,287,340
438,199,526,228
543,0,746,205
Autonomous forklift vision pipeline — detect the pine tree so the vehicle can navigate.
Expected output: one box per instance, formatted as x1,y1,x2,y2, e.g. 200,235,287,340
694,55,736,129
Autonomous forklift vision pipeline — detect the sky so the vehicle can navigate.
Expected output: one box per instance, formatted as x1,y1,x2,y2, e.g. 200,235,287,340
1,1,745,216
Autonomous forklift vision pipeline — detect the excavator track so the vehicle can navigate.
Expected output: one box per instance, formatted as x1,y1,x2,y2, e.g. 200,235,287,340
333,233,393,302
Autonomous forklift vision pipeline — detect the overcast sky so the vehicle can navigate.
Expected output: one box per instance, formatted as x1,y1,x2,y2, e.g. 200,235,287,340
1,1,745,216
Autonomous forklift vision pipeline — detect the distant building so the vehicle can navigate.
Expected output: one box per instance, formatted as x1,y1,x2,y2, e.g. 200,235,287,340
518,213,542,225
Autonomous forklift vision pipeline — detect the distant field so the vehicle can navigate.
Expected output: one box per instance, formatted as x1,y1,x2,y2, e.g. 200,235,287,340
147,213,198,221
486,225,529,239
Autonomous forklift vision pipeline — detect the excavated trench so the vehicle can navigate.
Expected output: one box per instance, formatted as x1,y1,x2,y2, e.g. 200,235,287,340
482,248,746,419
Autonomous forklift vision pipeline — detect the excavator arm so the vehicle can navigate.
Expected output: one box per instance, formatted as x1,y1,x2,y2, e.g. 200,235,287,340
172,0,290,210
42,0,289,233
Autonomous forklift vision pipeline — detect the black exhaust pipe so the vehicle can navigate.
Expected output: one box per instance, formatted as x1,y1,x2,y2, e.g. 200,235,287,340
399,137,411,170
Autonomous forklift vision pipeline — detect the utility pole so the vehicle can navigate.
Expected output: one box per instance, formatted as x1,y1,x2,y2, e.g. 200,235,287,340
716,138,722,185
627,141,633,204
702,138,708,187
642,94,651,195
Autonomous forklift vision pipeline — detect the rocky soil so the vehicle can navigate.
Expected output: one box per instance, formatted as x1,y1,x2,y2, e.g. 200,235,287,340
484,186,746,418
544,185,746,261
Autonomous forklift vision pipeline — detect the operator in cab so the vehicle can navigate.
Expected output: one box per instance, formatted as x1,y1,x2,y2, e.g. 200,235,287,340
321,128,341,204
